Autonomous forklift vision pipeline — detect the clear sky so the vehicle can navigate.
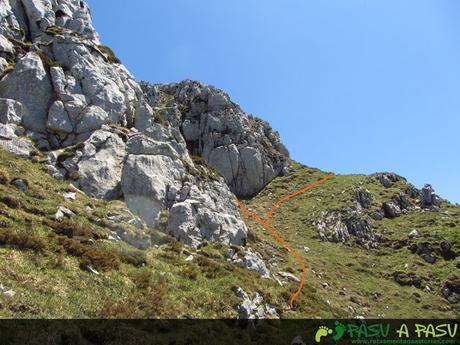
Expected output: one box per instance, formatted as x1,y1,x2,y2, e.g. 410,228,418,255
86,0,460,203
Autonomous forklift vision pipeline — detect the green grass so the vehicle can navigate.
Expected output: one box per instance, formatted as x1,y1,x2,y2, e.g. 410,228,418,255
243,161,459,318
0,150,458,318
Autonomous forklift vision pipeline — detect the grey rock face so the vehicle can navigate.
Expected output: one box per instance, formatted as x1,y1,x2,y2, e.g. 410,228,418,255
0,52,52,133
168,196,247,248
142,80,289,198
122,154,184,226
345,214,380,249
0,0,272,249
47,101,73,133
61,129,127,199
0,123,32,157
0,98,22,125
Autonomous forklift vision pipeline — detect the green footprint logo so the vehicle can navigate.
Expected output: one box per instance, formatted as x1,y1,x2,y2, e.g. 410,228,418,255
333,321,346,341
315,326,333,343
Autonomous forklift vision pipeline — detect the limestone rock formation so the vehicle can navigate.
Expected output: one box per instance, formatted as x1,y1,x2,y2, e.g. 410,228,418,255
141,81,289,198
0,0,293,248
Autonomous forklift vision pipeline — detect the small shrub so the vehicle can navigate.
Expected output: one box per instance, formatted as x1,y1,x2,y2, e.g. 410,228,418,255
0,196,21,209
61,238,120,271
50,218,103,239
45,25,64,36
81,248,120,271
0,229,47,252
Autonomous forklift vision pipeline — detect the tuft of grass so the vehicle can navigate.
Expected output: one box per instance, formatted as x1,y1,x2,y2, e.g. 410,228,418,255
98,45,121,64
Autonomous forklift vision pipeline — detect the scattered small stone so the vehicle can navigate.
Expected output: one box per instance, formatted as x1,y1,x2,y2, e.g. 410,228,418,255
107,233,120,242
348,305,357,314
11,179,28,192
81,265,99,275
422,253,436,264
303,246,310,253
54,206,75,220
233,248,270,278
63,192,76,200
185,255,194,262
3,290,16,298
322,283,329,289
408,229,420,238
278,271,300,283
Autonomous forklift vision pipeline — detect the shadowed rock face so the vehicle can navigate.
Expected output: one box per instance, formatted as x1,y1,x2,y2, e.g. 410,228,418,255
0,0,290,247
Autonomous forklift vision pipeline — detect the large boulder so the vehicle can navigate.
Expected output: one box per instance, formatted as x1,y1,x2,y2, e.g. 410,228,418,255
122,153,185,226
0,52,53,133
168,199,246,248
61,129,126,199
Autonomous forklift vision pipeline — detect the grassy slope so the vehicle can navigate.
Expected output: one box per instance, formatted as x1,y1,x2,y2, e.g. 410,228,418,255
0,149,458,318
244,161,459,318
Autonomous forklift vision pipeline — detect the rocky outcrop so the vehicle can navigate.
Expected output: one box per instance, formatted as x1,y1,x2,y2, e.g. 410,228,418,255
371,172,405,188
317,209,380,248
382,202,402,219
234,287,278,319
442,276,460,304
141,81,289,198
355,187,373,208
420,184,440,209
317,211,350,243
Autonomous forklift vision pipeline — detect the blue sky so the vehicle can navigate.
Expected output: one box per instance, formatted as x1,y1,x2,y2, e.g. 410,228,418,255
86,0,460,203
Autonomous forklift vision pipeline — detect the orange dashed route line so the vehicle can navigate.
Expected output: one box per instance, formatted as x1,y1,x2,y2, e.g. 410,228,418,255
236,173,335,308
